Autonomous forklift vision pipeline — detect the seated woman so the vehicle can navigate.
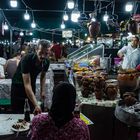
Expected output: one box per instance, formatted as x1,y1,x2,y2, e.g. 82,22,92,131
28,82,90,140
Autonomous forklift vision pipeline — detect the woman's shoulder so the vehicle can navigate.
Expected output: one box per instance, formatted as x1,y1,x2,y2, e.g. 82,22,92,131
67,117,88,131
32,113,50,125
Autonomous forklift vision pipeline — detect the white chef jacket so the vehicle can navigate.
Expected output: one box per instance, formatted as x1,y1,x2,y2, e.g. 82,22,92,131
118,45,140,69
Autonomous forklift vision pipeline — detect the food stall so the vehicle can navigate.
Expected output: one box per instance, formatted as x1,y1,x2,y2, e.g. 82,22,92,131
66,42,140,140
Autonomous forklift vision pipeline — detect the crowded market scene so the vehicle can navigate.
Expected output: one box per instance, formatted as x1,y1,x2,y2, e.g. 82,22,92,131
0,0,140,140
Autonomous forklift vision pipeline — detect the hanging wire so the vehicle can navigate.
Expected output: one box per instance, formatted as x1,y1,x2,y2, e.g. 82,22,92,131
112,0,115,15
0,8,12,29
82,0,85,13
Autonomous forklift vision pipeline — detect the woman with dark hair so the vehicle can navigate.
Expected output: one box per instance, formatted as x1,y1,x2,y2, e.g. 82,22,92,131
29,82,90,140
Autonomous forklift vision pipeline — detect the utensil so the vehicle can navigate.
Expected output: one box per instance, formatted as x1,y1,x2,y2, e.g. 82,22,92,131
15,127,20,138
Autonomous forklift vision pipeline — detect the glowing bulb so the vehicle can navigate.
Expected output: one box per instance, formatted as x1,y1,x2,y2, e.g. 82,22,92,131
24,10,30,20
29,32,33,36
31,20,36,28
10,0,17,8
67,0,74,9
125,3,133,12
61,22,65,29
20,31,24,36
91,17,96,22
4,23,9,30
103,12,109,22
63,12,69,21
71,9,80,22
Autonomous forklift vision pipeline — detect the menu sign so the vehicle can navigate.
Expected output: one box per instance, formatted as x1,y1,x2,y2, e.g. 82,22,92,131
62,30,72,38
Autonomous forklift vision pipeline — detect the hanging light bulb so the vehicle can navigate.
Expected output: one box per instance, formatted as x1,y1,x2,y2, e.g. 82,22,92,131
125,2,133,12
24,10,30,20
10,0,17,8
4,22,9,30
67,0,74,9
89,13,96,22
103,11,109,22
91,17,96,22
71,8,80,22
61,21,65,29
20,31,24,36
29,32,33,36
63,11,69,21
31,20,36,28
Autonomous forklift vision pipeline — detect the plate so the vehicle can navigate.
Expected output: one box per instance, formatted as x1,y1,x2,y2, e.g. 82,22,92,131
11,122,30,132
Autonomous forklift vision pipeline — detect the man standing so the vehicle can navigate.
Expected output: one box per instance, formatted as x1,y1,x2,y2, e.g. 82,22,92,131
11,39,50,114
117,36,140,69
50,41,62,61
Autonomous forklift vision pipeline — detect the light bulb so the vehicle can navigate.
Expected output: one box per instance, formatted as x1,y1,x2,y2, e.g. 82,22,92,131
31,20,36,28
24,10,30,20
91,17,96,22
10,0,17,8
20,31,24,36
61,22,65,29
125,3,133,12
4,23,9,30
71,9,80,22
103,12,109,22
63,12,69,21
29,32,33,36
67,0,74,9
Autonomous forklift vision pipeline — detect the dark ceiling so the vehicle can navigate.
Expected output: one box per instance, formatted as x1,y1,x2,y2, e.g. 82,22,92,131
0,0,139,41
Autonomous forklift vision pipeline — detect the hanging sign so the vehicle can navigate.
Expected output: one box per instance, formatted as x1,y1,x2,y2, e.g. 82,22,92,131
62,30,72,38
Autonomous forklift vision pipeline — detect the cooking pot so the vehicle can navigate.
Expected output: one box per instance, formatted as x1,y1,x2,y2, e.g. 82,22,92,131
117,69,140,98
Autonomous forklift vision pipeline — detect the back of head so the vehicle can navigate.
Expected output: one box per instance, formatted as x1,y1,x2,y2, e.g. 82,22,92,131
50,82,76,128
37,39,51,50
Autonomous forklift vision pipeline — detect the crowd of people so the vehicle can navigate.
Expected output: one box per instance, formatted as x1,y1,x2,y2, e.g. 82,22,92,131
0,36,139,139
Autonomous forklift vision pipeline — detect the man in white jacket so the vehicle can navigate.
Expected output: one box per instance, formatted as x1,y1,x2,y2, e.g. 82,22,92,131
117,36,140,69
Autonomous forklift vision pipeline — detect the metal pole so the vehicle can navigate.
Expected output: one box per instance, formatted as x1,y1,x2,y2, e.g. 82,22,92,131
10,29,13,57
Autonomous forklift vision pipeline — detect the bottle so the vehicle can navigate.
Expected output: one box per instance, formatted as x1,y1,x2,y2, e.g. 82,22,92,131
40,99,44,112
24,98,31,122
74,104,80,118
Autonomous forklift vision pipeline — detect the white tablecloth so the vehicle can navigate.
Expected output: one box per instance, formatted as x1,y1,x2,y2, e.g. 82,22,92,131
0,70,54,108
0,114,34,135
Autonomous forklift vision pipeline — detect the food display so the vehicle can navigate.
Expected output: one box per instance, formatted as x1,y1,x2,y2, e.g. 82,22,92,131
81,76,94,98
117,69,140,90
117,69,140,98
123,92,137,106
105,79,118,100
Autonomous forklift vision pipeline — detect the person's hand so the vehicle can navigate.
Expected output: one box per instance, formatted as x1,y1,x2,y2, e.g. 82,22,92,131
33,105,42,116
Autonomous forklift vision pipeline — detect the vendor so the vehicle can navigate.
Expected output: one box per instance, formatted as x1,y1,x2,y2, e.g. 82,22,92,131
11,39,50,114
117,36,140,69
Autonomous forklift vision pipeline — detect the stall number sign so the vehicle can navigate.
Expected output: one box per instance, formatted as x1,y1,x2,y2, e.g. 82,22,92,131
62,30,72,38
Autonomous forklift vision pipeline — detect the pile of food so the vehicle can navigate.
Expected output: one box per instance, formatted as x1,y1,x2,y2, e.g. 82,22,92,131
12,119,29,131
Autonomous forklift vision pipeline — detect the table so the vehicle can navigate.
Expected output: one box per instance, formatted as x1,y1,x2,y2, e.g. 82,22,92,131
0,113,93,140
76,85,118,140
0,114,33,140
0,70,54,109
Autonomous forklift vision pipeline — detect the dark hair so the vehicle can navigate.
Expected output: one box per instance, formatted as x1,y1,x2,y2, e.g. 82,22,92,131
133,36,139,42
49,82,76,128
37,39,50,49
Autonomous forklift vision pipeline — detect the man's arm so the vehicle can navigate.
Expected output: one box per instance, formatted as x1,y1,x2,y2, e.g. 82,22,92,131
40,71,46,99
117,46,127,59
22,73,41,114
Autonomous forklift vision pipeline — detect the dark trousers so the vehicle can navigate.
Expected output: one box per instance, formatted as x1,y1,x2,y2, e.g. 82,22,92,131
11,84,34,113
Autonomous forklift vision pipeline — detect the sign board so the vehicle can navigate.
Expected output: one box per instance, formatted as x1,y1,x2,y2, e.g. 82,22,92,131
62,30,72,38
